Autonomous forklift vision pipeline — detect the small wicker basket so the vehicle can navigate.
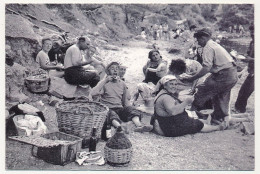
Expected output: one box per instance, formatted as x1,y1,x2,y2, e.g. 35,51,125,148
104,127,133,166
56,100,109,147
25,74,50,93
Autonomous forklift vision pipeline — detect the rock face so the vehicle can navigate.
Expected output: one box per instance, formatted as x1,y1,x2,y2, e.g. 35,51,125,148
6,14,39,41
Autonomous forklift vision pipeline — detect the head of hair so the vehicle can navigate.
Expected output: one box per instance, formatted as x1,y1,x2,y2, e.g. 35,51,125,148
78,36,86,42
169,59,186,75
41,37,52,46
148,50,161,59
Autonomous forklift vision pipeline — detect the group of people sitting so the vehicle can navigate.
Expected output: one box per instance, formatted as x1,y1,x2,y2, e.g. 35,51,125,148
35,25,253,138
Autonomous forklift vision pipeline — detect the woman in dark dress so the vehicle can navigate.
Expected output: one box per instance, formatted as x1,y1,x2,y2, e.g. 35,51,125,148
153,75,225,137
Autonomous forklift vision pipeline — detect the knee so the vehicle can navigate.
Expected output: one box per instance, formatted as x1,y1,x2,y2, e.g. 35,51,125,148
153,119,164,136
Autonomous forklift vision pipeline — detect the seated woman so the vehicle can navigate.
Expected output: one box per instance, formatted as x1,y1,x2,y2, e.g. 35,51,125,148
36,37,64,78
132,50,167,106
153,75,225,137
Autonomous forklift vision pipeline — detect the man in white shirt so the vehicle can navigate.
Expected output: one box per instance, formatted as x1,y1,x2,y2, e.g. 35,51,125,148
64,36,100,87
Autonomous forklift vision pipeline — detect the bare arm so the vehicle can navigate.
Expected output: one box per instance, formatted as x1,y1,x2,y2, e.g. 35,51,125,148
90,76,112,96
184,66,210,82
147,62,167,73
163,95,194,115
38,55,61,70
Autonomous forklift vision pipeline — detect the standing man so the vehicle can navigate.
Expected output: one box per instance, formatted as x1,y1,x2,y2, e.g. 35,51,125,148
64,36,100,88
180,28,238,125
235,25,254,113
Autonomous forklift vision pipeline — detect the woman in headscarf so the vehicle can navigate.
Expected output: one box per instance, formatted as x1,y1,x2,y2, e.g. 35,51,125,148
152,75,225,137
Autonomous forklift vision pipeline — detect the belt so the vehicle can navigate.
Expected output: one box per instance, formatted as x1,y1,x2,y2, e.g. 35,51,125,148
212,62,236,75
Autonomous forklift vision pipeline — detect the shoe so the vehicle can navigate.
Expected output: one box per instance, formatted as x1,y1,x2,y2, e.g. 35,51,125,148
121,124,129,134
134,125,153,133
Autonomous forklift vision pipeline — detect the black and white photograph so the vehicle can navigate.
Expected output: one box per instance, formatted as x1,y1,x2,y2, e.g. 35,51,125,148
4,1,256,172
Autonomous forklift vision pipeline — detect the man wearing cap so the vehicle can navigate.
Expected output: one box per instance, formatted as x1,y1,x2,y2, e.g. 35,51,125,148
63,36,100,88
180,28,238,125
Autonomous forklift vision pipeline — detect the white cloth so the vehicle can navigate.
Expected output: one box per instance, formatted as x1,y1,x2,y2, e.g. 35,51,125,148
13,114,47,136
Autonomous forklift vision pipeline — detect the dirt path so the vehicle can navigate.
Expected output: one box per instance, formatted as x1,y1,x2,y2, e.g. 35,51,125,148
6,39,255,170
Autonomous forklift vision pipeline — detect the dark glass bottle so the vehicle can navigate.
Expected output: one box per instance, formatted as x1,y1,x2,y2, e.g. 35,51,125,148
101,114,112,141
89,127,97,152
81,136,89,149
105,113,112,140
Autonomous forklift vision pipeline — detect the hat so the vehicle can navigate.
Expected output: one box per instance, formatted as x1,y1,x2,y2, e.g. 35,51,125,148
105,62,120,74
194,28,212,38
161,75,177,85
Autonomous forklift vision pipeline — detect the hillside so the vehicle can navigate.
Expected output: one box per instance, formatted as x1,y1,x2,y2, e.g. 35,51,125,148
5,4,255,170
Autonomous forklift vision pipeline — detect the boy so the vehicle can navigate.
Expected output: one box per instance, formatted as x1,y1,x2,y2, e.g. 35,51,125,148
90,62,153,133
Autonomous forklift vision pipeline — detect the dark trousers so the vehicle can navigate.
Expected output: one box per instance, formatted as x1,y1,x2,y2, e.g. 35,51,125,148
64,66,100,88
235,74,254,113
192,66,238,120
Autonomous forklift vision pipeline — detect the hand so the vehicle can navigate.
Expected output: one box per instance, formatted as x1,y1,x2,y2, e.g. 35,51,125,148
179,74,193,83
184,95,194,105
105,75,114,83
56,65,64,71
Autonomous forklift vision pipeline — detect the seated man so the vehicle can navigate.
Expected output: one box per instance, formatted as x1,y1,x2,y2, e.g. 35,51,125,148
90,62,153,133
63,36,100,88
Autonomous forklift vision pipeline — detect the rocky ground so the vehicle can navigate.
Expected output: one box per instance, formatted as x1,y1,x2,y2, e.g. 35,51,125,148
5,38,255,171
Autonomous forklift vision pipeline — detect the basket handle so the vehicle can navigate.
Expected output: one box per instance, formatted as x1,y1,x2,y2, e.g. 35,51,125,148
73,104,93,115
75,96,90,101
71,105,94,132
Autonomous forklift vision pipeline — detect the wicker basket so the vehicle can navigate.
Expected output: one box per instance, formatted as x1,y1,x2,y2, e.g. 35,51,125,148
32,132,82,165
25,74,50,93
104,127,133,166
56,100,109,146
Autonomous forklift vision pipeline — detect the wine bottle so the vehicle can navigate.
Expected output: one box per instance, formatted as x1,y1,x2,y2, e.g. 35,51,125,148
105,114,112,139
89,127,97,152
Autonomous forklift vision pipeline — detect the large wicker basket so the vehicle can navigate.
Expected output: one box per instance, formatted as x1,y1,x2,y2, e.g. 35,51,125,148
25,74,50,93
56,100,109,146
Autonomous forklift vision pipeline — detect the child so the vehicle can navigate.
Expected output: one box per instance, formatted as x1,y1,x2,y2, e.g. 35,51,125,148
90,62,153,133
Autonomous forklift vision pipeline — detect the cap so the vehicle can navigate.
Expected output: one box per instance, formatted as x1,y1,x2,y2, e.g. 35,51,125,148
105,61,120,74
161,75,177,85
194,28,212,38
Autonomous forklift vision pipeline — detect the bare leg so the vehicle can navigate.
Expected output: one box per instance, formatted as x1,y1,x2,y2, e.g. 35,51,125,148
132,116,153,133
132,116,142,127
112,119,121,128
200,124,222,133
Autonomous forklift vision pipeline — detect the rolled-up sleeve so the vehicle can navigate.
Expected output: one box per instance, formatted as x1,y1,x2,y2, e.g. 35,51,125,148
202,46,214,69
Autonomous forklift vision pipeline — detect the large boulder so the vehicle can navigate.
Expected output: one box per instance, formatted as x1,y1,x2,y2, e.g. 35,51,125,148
6,14,39,42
